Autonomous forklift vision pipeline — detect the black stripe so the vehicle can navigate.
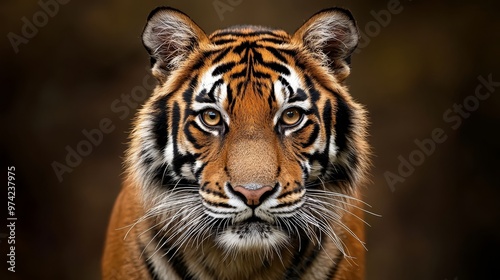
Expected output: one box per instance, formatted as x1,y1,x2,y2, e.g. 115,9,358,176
347,150,359,167
141,241,161,280
195,89,212,103
304,75,320,103
183,122,203,149
294,119,315,135
233,41,257,55
303,244,323,276
171,102,198,177
325,250,344,280
252,48,290,75
212,38,236,45
262,61,290,75
171,102,181,155
329,163,352,183
302,124,320,148
160,245,194,280
319,100,333,169
278,48,298,58
207,80,223,102
285,231,326,279
211,30,286,39
323,100,333,151
269,200,302,209
172,153,197,176
284,237,311,279
333,93,352,152
236,81,245,96
144,226,195,280
194,162,207,180
277,186,304,199
211,47,232,64
285,231,331,280
153,163,172,186
204,201,236,209
265,46,288,63
144,257,160,280
230,68,246,79
257,37,287,44
289,88,308,103
147,214,203,280
152,96,169,151
182,78,198,104
190,56,206,72
212,62,236,76
253,71,271,79
267,89,275,109
200,188,229,199
278,76,294,96
189,120,211,136
140,149,154,166
227,84,234,109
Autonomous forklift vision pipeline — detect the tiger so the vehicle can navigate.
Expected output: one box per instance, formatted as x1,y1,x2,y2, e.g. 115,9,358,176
102,6,371,280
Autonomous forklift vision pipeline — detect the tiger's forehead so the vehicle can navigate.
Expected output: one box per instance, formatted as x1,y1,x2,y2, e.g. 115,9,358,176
194,56,306,117
208,25,291,44
192,28,307,115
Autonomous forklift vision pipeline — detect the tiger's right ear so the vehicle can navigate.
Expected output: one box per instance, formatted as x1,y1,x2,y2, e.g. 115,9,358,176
293,8,359,82
142,7,208,83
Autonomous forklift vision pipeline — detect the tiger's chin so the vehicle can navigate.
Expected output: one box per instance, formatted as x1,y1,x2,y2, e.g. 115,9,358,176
215,220,289,254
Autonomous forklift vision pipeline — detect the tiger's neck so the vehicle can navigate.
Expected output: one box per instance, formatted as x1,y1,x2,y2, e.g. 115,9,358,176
143,229,296,280
142,223,349,280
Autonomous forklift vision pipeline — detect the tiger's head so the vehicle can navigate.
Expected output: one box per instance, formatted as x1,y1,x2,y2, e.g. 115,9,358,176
127,7,370,257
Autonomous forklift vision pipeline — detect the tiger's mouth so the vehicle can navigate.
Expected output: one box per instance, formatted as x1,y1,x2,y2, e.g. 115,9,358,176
233,216,274,234
216,220,288,252
232,218,274,238
240,215,266,224
212,210,291,253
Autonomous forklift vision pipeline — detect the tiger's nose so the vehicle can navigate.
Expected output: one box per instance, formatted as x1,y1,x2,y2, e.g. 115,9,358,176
231,184,274,208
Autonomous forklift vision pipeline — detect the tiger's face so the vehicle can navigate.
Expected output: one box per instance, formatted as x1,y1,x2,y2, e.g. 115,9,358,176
128,7,370,256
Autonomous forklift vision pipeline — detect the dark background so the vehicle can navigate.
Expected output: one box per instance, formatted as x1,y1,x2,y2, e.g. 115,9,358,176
1,0,499,279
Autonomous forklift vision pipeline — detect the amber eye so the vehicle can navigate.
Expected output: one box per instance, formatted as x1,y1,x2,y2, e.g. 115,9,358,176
281,108,302,126
201,109,222,127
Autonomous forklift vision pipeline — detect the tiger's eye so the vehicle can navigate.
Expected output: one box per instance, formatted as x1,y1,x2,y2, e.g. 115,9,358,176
281,108,302,126
202,109,221,127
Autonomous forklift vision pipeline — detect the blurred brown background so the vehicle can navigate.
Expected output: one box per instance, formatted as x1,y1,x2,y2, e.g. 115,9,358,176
1,0,499,279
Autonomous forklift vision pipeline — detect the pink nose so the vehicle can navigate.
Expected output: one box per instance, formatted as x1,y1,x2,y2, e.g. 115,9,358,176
232,185,274,207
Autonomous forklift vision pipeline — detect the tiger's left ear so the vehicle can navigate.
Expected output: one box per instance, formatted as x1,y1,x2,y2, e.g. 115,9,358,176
293,8,359,82
142,7,209,83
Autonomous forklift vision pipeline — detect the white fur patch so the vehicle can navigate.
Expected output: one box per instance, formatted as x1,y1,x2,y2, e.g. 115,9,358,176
272,67,307,124
216,223,288,252
191,65,231,135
